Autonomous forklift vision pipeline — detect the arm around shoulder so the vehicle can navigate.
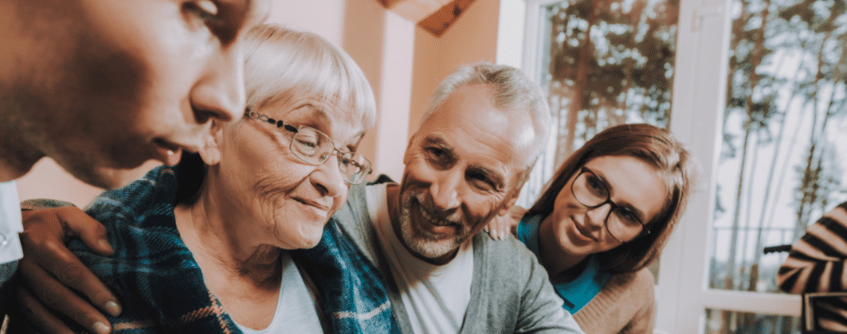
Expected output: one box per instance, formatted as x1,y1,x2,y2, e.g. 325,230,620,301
514,241,585,334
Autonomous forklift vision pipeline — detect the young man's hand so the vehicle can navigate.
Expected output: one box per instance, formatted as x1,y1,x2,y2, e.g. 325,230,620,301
17,206,119,334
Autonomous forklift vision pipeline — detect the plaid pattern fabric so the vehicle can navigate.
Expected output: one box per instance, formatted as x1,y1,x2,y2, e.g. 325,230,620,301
54,161,398,334
66,166,241,333
292,219,401,334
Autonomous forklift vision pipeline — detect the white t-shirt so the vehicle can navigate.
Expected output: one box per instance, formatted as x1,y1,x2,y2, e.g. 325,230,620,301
367,184,474,334
235,252,324,334
0,180,23,265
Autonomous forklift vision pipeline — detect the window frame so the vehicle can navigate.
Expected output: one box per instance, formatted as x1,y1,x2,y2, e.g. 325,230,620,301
505,0,803,332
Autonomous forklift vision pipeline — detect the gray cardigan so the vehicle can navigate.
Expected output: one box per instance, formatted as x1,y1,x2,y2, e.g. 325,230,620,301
333,183,584,334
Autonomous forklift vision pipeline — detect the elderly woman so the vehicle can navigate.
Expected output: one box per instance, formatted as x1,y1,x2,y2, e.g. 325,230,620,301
12,24,382,334
488,123,697,333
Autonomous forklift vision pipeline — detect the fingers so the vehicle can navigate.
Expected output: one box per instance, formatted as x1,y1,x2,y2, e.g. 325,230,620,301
18,280,110,334
494,224,509,241
485,221,509,240
57,208,113,256
19,207,122,331
19,227,122,315
487,207,524,240
22,207,113,256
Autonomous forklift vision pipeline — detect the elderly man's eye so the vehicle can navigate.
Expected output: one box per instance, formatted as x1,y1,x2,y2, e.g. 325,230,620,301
426,147,449,163
468,172,495,190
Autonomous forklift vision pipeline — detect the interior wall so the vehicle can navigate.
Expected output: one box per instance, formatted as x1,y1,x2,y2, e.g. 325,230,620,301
16,160,111,208
408,0,502,136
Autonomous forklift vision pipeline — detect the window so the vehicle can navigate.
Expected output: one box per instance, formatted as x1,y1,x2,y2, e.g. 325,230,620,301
514,0,845,332
703,0,847,331
517,0,680,209
704,309,800,334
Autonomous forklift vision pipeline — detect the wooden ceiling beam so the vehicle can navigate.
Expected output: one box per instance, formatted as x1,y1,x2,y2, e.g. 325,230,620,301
378,0,477,37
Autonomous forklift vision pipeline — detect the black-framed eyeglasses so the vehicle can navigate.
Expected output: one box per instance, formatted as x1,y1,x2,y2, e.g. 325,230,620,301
571,166,651,243
245,110,373,184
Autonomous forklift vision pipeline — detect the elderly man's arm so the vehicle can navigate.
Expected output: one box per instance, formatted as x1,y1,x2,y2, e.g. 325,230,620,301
778,201,847,294
515,245,584,334
15,201,120,334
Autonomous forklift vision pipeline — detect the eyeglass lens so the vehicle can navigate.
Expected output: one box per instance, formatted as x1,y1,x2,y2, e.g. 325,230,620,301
571,169,644,242
289,127,372,184
246,111,372,184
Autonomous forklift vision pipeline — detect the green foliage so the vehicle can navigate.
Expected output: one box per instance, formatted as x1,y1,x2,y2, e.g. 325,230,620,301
715,0,847,293
542,0,677,155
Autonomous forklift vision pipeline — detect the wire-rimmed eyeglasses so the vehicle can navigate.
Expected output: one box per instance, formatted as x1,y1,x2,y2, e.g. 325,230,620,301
571,166,651,243
245,110,373,184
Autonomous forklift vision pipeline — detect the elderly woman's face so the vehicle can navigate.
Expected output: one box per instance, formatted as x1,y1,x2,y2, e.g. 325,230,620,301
216,96,366,249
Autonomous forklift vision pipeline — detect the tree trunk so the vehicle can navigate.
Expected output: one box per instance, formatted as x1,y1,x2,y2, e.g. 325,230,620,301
726,0,769,291
723,3,750,132
621,0,646,112
752,36,809,266
563,1,599,157
793,8,839,239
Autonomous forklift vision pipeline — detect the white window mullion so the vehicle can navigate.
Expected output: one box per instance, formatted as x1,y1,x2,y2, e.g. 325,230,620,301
658,0,734,332
701,291,801,316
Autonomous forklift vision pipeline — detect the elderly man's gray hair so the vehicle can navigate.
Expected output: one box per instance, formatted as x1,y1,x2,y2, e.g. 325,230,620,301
420,62,551,185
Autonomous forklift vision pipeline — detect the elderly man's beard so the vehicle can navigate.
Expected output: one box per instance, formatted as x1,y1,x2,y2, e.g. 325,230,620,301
398,190,470,260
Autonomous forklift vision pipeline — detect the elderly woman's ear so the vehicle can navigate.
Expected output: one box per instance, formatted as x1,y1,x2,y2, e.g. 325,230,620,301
199,119,224,166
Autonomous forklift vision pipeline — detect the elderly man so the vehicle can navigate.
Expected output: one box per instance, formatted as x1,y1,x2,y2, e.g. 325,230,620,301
298,62,583,333
0,1,268,333
17,63,582,333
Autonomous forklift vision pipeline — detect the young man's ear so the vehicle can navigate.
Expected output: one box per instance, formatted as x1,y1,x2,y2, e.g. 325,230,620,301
198,120,223,166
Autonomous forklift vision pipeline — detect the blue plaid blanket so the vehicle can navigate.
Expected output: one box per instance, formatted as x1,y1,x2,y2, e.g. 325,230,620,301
67,166,240,333
292,219,401,333
46,161,398,333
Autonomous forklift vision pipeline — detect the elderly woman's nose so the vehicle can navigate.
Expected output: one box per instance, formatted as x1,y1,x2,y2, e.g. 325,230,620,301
310,154,347,198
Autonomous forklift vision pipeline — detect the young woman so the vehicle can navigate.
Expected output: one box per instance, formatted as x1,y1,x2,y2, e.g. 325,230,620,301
489,123,696,333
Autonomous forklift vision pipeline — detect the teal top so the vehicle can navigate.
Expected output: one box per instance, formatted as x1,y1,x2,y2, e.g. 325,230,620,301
517,214,613,314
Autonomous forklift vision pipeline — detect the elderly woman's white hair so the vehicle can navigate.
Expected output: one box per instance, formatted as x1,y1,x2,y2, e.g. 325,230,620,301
242,24,377,131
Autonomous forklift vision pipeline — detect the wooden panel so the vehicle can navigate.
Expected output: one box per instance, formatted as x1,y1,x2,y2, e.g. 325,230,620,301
392,0,452,22
376,0,477,36
378,0,404,8
417,0,476,37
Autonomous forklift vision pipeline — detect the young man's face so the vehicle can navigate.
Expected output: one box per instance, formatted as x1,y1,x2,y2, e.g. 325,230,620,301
0,0,268,188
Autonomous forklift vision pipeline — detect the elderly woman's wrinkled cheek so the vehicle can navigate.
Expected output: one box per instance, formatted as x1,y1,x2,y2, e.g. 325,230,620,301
265,199,329,249
247,169,332,249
